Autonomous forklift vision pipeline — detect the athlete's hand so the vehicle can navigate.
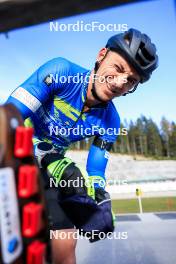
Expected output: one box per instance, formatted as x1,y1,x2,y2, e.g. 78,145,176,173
86,188,115,242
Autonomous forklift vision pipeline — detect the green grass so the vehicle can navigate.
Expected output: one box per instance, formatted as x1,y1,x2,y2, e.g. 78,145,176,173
112,197,176,214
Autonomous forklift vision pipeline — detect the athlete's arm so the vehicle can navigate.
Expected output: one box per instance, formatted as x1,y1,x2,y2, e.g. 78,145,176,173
6,57,71,119
86,102,120,189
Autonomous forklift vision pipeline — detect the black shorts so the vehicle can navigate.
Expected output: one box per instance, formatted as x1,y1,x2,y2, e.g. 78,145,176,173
43,177,75,231
42,167,75,230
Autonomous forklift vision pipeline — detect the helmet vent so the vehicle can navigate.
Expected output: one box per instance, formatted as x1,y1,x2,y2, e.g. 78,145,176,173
135,42,155,67
124,34,130,45
136,52,147,66
140,42,155,62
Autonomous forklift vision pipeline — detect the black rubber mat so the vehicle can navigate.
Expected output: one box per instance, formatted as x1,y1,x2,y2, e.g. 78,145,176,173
116,214,141,222
155,212,176,220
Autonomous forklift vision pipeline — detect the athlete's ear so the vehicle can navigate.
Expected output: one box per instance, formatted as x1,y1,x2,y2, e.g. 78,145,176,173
96,48,108,63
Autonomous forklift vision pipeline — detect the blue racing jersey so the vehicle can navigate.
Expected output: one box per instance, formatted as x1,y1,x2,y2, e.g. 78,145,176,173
6,57,120,187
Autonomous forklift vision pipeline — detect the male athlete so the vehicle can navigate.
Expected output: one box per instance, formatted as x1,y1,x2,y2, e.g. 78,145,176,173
6,28,158,264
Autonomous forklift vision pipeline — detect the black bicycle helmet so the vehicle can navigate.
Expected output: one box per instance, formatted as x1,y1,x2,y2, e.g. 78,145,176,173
106,28,158,83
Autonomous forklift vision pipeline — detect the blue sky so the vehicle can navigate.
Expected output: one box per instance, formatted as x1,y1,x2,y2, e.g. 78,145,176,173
0,0,175,126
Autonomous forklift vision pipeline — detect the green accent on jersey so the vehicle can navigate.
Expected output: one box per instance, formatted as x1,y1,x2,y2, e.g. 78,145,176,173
43,138,53,144
24,117,34,128
32,138,42,145
81,91,85,103
54,96,86,122
47,157,72,183
76,165,95,200
54,96,80,121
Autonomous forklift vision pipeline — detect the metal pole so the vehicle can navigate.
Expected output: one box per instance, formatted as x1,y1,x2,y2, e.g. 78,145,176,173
138,195,143,214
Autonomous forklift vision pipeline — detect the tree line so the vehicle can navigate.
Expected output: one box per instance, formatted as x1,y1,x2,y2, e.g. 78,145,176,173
72,116,176,158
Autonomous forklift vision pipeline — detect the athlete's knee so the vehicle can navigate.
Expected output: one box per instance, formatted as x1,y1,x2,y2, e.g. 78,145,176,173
51,229,77,264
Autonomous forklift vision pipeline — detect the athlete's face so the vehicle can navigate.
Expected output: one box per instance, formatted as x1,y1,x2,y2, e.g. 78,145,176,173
94,48,141,101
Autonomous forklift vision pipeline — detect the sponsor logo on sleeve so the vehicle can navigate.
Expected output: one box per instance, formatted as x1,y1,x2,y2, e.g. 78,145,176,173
11,87,41,112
